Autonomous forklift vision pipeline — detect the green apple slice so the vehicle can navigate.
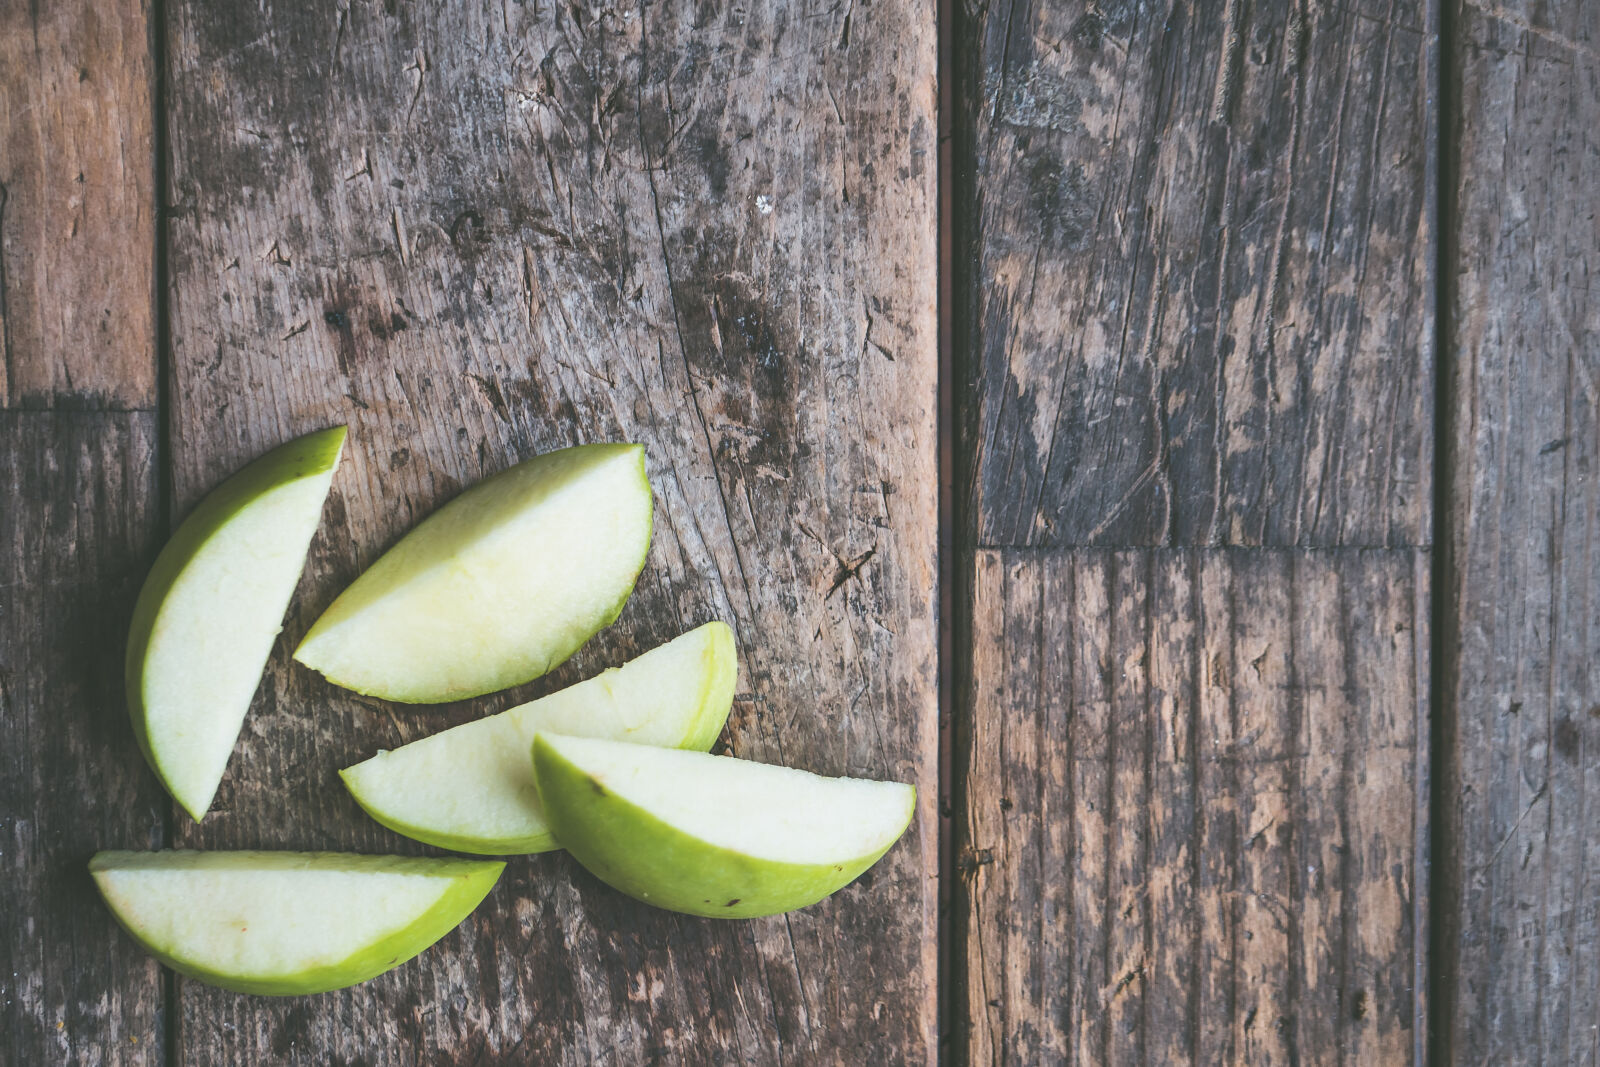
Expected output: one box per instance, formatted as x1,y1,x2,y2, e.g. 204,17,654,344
126,426,346,821
532,734,915,918
340,621,739,855
89,850,503,995
294,442,652,703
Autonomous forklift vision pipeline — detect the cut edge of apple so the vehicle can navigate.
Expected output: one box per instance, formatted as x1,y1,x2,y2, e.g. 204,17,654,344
531,733,916,919
125,426,347,822
89,850,504,996
338,620,740,855
292,442,654,704
342,790,562,856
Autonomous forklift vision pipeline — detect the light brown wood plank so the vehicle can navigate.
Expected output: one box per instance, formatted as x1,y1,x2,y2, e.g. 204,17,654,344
958,547,1427,1064
0,0,156,409
164,0,936,1062
0,413,167,1066
1443,2,1600,1061
1209,551,1295,1064
955,0,1434,548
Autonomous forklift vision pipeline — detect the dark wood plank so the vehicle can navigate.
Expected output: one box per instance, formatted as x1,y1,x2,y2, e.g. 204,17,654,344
961,548,1428,1064
952,1,1435,1062
165,0,937,1062
1442,2,1600,1062
956,0,1434,548
0,415,168,1064
0,0,157,409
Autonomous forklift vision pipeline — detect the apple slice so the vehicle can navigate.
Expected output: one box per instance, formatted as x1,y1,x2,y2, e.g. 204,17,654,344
294,442,652,703
532,734,915,918
126,426,346,821
89,850,503,995
340,621,739,855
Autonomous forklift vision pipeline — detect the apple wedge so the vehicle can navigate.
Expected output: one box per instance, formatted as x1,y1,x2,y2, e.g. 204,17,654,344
532,734,915,918
89,851,503,995
341,621,739,855
295,442,652,703
126,426,346,821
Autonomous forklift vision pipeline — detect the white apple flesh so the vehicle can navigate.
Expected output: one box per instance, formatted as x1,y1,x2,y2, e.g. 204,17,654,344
340,621,739,854
89,850,504,995
126,426,346,821
532,734,915,918
294,442,653,703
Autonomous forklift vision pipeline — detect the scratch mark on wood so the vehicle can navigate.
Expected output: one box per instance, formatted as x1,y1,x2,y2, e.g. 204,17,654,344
1212,0,1244,122
1480,785,1550,871
345,149,371,182
1463,0,1599,60
404,49,429,125
333,6,349,65
826,546,877,600
392,208,408,266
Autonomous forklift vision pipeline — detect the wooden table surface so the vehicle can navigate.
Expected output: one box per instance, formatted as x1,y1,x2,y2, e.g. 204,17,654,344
0,0,1593,1063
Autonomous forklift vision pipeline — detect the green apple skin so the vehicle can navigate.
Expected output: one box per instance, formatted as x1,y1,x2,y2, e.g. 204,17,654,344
340,622,738,855
125,426,347,821
673,621,739,753
294,443,653,704
345,791,564,858
532,736,915,919
89,851,503,996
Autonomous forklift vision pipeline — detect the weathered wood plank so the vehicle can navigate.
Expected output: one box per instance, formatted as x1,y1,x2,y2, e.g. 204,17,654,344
959,547,1428,1065
0,3,165,1061
0,0,157,409
165,0,936,1062
0,413,167,1066
956,0,1434,549
1442,2,1600,1062
953,1,1436,1061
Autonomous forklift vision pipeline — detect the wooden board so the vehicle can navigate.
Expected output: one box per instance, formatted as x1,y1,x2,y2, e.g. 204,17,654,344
952,1,1435,1062
164,0,937,1063
1440,2,1600,1062
0,2,163,1063
959,548,1428,1065
0,0,156,409
0,414,167,1066
955,0,1434,548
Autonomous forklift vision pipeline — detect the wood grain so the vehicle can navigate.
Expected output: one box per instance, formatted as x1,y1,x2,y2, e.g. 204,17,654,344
0,412,167,1066
1441,1,1600,1062
952,0,1435,1062
0,0,157,409
0,2,164,1062
164,0,936,1062
958,548,1428,1065
955,0,1433,549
